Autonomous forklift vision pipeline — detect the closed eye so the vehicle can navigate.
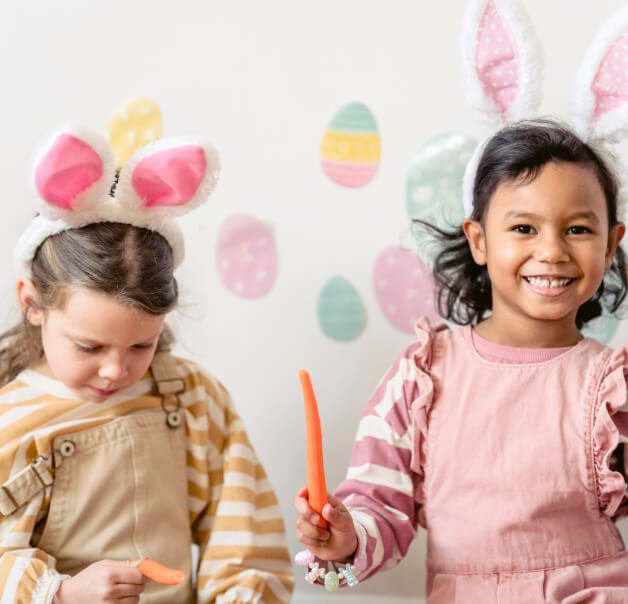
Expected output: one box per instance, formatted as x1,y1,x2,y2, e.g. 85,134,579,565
75,343,101,354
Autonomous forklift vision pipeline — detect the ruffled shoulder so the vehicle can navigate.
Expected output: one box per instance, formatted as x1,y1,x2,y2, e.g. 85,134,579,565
592,345,628,517
409,317,446,509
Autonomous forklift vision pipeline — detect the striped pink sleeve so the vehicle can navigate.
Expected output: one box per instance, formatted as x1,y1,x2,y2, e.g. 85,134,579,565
334,337,432,581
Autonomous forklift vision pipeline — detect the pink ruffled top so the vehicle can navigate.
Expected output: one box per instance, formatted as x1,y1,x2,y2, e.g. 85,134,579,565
407,320,628,599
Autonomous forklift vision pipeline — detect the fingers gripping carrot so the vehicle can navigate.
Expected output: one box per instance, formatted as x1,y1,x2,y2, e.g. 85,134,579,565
138,558,185,585
298,369,328,528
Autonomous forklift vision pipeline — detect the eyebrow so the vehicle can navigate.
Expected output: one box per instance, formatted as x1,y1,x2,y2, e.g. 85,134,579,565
66,331,160,347
503,210,600,224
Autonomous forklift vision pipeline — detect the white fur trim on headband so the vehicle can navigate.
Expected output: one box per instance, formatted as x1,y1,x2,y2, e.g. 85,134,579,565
571,4,628,143
13,198,185,277
462,135,491,217
461,0,543,127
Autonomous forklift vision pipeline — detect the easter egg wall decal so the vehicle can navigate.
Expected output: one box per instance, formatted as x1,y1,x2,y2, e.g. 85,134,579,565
373,246,439,334
216,214,278,299
105,97,162,169
317,276,367,342
321,102,380,188
582,314,619,344
407,133,476,263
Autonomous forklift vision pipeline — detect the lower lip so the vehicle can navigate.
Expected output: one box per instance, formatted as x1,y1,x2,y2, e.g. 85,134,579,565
524,279,573,298
88,387,119,398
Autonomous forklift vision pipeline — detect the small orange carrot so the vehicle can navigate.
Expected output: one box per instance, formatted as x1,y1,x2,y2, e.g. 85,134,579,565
138,558,185,585
298,369,328,529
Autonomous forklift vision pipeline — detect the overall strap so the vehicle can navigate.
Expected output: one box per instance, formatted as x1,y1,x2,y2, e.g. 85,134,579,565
150,352,186,429
0,455,54,516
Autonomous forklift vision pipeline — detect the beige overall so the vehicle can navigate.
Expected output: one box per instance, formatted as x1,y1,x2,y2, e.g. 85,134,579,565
4,354,195,603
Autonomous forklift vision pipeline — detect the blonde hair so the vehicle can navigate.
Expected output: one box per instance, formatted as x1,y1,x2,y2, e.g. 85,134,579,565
0,222,178,386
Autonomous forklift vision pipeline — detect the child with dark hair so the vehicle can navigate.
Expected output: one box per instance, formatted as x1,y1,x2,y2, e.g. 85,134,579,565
294,0,628,597
0,128,293,604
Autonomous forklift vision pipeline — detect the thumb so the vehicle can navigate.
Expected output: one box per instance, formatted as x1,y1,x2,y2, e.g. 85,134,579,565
322,495,354,530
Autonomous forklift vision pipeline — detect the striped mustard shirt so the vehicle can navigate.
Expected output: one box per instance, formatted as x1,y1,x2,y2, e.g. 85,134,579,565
0,356,293,603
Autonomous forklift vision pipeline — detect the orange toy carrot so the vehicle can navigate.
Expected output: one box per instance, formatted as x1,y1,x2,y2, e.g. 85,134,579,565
138,558,185,585
298,369,328,529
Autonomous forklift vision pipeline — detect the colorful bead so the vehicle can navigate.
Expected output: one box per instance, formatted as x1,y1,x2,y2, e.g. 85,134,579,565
294,549,315,567
324,570,340,592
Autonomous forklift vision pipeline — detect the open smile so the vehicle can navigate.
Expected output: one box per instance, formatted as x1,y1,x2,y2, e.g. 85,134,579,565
523,276,575,297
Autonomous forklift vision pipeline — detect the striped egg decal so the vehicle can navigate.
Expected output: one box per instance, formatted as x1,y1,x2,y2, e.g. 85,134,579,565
320,102,380,188
215,214,277,299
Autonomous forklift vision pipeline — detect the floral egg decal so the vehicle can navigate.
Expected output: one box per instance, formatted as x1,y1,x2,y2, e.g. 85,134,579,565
317,276,367,342
373,246,439,334
215,214,277,299
105,97,162,169
320,102,381,188
407,133,476,262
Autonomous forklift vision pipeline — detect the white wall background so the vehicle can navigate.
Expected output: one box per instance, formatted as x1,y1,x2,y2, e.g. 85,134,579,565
1,1,628,602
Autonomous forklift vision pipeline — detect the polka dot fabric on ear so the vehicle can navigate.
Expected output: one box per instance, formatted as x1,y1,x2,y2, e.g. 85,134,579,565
591,32,628,122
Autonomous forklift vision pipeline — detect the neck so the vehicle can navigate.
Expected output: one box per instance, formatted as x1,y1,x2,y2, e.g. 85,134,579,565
474,313,583,348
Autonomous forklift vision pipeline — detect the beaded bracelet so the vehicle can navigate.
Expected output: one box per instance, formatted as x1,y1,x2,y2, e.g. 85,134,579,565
294,549,359,592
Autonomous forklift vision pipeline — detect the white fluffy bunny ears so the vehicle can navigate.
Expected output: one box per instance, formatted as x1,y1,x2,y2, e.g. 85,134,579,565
461,0,628,216
13,126,220,276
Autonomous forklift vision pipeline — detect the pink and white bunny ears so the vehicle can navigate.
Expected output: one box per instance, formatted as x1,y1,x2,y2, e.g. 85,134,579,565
14,126,220,276
461,0,628,216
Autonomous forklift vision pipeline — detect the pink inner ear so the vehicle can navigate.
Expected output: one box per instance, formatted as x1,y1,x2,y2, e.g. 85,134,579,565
132,145,207,207
592,32,628,122
475,1,521,117
34,134,104,210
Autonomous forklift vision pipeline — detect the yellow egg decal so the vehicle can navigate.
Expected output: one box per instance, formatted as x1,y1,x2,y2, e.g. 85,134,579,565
320,102,380,188
105,97,162,168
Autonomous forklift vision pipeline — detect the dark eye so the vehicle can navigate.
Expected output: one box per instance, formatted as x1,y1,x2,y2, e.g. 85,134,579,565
512,224,534,234
132,343,155,350
567,225,591,235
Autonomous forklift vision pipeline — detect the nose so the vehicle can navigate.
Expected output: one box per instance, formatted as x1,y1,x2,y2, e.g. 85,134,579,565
535,232,569,263
98,351,128,382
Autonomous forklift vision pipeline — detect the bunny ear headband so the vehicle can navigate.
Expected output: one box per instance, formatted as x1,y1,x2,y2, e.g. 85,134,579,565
461,0,628,217
13,126,220,276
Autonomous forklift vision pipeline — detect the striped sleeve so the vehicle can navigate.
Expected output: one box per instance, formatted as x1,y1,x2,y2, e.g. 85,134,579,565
184,367,293,604
334,339,432,582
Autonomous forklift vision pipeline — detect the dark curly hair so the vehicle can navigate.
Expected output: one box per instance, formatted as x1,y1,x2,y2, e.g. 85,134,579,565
414,119,627,328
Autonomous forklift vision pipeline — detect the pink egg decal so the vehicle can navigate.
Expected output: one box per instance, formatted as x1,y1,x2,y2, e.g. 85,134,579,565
216,214,278,299
373,246,439,334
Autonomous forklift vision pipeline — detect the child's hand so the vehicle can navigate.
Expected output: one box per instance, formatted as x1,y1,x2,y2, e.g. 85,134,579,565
294,487,358,561
53,559,148,603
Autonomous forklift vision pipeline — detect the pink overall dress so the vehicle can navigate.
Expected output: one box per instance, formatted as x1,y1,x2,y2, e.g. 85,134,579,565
415,322,628,603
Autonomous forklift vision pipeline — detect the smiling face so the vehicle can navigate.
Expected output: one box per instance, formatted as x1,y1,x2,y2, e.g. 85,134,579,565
19,284,165,402
464,161,625,344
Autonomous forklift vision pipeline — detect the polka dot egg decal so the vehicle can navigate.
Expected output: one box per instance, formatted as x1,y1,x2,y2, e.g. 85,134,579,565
317,276,367,342
320,102,380,188
105,97,162,169
407,133,476,263
216,214,277,299
373,246,439,334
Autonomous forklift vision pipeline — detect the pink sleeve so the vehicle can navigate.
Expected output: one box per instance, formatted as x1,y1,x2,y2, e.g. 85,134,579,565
334,318,437,581
592,346,628,518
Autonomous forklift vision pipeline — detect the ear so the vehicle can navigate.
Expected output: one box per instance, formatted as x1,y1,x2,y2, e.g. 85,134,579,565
461,0,543,127
463,218,488,265
605,222,625,269
16,278,44,326
115,137,220,219
572,5,628,142
33,127,115,219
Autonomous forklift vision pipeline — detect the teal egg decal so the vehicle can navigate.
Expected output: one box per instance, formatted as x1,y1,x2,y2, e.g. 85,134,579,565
581,314,619,344
317,276,367,342
407,133,477,262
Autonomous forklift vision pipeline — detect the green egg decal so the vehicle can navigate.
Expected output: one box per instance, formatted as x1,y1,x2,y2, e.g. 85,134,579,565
317,276,367,342
407,133,477,262
581,313,619,344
